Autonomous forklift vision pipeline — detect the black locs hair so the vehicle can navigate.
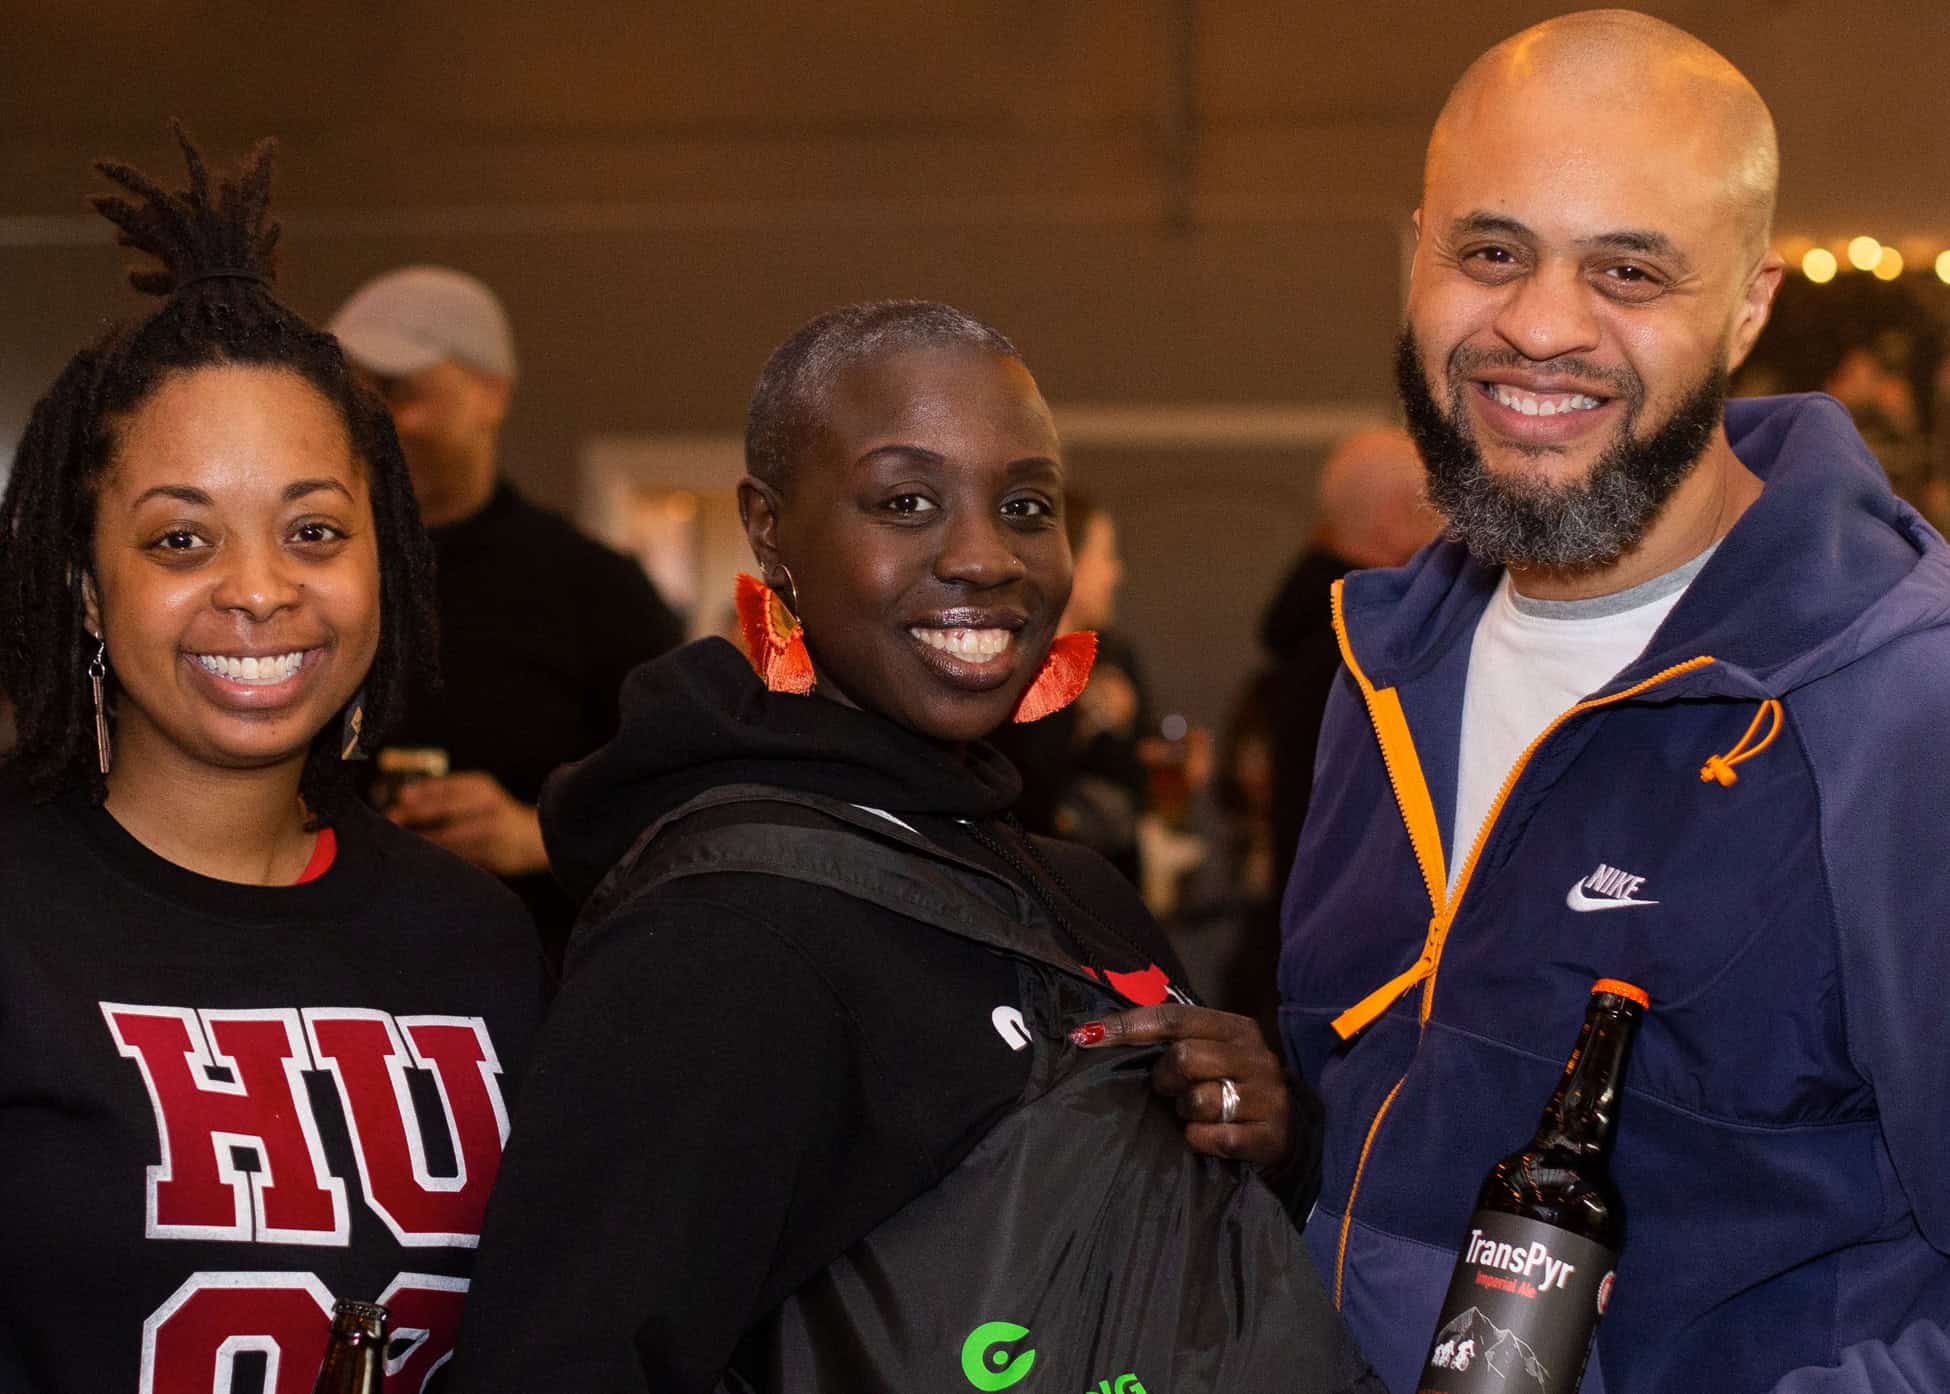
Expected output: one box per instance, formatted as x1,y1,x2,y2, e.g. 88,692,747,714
0,124,437,819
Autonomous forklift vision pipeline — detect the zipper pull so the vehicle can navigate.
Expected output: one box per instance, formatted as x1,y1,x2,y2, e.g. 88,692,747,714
1332,920,1443,1040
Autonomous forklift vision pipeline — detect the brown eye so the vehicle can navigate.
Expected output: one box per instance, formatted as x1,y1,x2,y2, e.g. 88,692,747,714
1460,245,1526,284
1595,262,1666,303
149,528,208,553
883,494,937,515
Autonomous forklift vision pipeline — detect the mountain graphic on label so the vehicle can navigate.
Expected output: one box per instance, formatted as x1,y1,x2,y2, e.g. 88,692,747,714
1428,1306,1551,1391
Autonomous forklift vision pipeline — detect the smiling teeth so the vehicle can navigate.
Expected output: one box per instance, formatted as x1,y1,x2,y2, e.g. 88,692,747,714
910,627,1013,661
1492,384,1603,417
195,651,306,685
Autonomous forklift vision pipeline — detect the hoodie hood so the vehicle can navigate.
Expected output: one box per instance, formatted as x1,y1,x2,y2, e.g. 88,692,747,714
1339,393,1950,700
541,638,1022,901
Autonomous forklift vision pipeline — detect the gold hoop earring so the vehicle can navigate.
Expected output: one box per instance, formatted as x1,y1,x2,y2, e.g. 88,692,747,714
770,563,800,619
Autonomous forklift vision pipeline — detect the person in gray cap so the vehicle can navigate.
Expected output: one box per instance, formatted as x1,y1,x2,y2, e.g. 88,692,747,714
332,266,683,964
331,266,522,528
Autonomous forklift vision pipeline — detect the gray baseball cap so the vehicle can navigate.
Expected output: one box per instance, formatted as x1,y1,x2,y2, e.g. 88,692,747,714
329,266,518,381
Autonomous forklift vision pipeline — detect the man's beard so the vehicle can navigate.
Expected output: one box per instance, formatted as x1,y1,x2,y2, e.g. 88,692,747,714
1393,328,1726,570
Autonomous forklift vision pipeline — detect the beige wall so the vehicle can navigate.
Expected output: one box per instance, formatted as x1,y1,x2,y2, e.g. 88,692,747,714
0,215,1404,728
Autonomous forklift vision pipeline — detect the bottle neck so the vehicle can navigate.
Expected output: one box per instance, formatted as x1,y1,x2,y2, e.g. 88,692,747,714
1535,1001,1641,1154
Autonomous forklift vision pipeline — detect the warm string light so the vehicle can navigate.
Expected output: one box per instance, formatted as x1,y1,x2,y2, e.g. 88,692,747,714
1781,235,1950,282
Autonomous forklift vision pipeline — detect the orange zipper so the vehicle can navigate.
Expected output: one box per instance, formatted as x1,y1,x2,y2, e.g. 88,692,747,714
1320,576,1714,1305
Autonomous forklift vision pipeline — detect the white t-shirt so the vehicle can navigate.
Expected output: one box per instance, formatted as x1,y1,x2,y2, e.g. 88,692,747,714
1448,548,1716,891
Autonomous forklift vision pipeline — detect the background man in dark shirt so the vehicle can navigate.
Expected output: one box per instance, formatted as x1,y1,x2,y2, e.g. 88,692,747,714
1259,427,1436,890
330,266,683,960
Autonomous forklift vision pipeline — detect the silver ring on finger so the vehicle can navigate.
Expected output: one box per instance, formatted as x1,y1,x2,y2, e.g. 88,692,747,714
1218,1076,1241,1124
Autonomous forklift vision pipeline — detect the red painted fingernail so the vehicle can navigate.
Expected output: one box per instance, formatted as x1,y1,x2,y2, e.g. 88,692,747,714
1069,1022,1106,1047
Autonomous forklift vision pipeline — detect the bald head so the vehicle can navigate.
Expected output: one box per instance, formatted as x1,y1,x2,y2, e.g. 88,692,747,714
1314,428,1438,569
1431,10,1778,259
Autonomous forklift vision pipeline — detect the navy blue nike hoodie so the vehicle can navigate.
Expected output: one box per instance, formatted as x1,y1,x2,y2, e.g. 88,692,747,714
1281,394,1950,1393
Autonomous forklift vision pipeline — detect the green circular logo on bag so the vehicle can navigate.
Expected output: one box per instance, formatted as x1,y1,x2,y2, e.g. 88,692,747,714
962,1320,1037,1391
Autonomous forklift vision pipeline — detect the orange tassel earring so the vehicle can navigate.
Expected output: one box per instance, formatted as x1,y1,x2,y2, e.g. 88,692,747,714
735,571,816,694
1012,631,1099,723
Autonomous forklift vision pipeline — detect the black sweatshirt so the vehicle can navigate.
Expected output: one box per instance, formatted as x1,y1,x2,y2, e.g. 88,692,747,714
387,483,684,942
1258,546,1361,894
450,641,1223,1394
0,783,547,1393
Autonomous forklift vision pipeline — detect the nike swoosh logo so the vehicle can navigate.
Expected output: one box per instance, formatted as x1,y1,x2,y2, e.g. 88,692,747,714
1566,882,1661,912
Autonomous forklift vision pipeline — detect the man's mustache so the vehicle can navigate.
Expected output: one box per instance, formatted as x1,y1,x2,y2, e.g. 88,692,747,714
1446,346,1641,402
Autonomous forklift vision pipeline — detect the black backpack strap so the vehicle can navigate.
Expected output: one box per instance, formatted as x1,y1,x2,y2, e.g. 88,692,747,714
572,784,1095,985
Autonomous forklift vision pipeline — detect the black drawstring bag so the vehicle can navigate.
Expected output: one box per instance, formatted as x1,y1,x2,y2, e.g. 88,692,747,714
578,787,1384,1394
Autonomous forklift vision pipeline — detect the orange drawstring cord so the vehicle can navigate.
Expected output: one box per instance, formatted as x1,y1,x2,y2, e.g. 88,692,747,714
1700,698,1784,786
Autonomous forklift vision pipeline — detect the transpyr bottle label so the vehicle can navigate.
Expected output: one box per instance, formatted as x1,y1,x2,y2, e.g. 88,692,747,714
1419,1211,1616,1394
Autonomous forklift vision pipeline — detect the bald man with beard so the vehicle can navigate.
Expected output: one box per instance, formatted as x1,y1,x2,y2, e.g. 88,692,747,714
1280,12,1950,1392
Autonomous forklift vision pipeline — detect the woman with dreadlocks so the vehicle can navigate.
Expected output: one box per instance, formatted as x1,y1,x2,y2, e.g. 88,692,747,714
0,130,545,1391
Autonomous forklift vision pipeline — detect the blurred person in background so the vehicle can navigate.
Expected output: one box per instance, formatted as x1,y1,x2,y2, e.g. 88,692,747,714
1166,668,1284,1042
0,132,542,1393
330,266,683,966
987,494,1152,882
1283,13,1950,1391
1260,428,1436,893
1734,273,1946,528
1170,430,1433,1043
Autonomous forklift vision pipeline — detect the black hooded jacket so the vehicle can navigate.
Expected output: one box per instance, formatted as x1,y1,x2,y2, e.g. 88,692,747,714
451,640,1218,1394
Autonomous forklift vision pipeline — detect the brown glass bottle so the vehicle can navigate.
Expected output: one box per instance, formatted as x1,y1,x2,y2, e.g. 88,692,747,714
310,1299,390,1394
1418,978,1648,1394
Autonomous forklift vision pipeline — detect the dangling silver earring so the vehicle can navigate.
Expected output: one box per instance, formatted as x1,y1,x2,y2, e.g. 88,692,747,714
339,689,368,761
87,637,112,776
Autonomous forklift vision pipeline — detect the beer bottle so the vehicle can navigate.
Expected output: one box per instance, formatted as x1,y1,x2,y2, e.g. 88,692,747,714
310,1299,390,1394
1418,978,1648,1394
